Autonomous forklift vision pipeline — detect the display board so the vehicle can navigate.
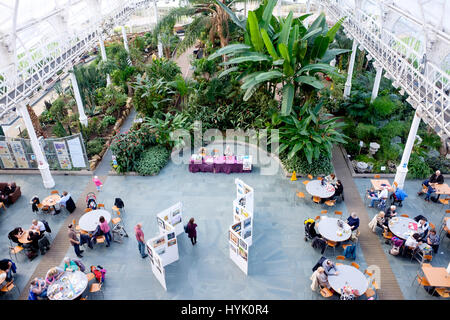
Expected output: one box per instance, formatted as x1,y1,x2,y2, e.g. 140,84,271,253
229,179,254,275
53,141,72,170
157,202,184,236
9,140,29,168
147,244,167,290
0,141,15,168
67,137,86,168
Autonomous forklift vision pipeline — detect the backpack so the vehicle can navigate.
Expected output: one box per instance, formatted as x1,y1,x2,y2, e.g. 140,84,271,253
390,246,400,256
42,220,52,233
344,244,356,259
114,198,125,208
74,259,86,272
90,265,106,283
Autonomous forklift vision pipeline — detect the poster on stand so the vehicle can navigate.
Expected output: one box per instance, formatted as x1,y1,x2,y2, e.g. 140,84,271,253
53,141,72,169
9,140,29,168
67,137,86,168
157,202,184,236
0,141,15,168
147,243,167,291
229,228,249,275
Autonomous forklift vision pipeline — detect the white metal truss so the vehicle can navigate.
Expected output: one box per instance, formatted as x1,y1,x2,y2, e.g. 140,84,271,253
0,0,150,122
321,0,450,140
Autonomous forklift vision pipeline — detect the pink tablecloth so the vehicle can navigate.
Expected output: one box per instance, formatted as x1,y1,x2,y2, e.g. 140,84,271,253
189,156,250,174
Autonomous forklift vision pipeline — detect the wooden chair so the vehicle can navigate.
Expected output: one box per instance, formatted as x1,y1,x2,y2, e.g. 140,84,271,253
9,245,25,262
393,181,398,191
400,214,409,218
89,282,104,299
85,208,92,213
435,288,450,298
308,174,313,180
37,203,49,214
319,287,334,298
334,211,343,216
422,254,433,262
111,211,128,242
342,243,352,250
315,216,321,221
336,255,345,265
96,235,106,245
97,203,105,209
429,222,436,230
382,230,393,240
372,280,380,290
0,280,20,297
324,200,336,207
364,269,373,277
351,262,360,269
295,191,305,205
313,196,321,204
317,177,323,181
50,190,59,195
365,287,376,299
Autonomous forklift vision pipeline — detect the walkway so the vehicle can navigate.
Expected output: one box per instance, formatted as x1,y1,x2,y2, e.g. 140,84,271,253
331,145,404,300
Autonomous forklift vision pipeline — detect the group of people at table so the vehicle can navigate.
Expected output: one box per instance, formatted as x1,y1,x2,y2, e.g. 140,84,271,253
31,190,76,214
7,219,50,259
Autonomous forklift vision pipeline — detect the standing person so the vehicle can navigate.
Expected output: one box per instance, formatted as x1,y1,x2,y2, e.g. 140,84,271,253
99,216,111,247
134,223,148,259
92,176,103,192
67,224,93,258
187,218,198,246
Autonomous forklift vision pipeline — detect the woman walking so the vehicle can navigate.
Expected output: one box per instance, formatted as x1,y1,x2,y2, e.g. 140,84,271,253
187,218,197,246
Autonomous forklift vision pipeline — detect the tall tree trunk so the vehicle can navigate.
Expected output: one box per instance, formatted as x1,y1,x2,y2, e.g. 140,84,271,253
27,104,46,138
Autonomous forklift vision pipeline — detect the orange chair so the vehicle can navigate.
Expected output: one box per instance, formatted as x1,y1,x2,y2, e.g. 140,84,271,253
317,177,323,181
0,202,6,211
324,200,336,207
9,245,24,262
342,243,352,250
96,235,106,245
303,180,310,186
374,174,381,179
383,230,393,240
319,287,334,298
326,240,337,256
89,282,104,299
51,190,59,195
365,287,376,298
85,208,92,213
423,254,433,262
336,256,345,265
364,269,373,277
97,204,105,209
400,214,409,218
320,210,327,214
296,191,305,199
435,288,450,298
313,196,321,204
112,211,122,225
429,222,436,230
86,273,96,282
0,280,20,297
334,211,343,216
351,262,360,269
439,199,449,206
308,174,313,180
315,216,321,221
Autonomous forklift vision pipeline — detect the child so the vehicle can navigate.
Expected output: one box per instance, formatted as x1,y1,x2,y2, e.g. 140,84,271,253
92,176,103,192
367,188,377,198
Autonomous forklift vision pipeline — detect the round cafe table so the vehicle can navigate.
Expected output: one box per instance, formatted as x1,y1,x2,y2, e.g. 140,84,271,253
18,229,40,244
388,216,417,240
42,194,61,207
316,217,352,242
328,264,369,296
47,271,88,300
78,209,111,232
306,180,335,198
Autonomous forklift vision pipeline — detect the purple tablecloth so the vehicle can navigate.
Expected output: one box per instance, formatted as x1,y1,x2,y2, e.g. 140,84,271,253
189,156,251,174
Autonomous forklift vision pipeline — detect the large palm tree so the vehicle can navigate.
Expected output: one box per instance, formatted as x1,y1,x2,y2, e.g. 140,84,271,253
154,0,239,56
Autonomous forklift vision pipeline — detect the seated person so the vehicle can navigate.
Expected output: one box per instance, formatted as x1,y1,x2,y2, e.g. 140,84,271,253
0,259,14,282
332,180,344,201
424,184,436,202
29,278,48,300
30,219,46,236
45,267,64,285
417,219,429,241
347,212,360,233
4,183,16,196
419,170,444,195
59,191,76,213
27,231,41,252
368,186,389,208
425,229,440,254
59,191,70,207
404,233,421,254
325,173,337,186
384,205,397,220
8,227,24,245
316,267,331,289
63,257,80,272
322,259,339,276
0,190,9,205
376,211,387,229
340,286,356,300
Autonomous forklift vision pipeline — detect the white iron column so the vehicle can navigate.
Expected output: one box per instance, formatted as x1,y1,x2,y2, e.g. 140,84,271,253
153,0,163,58
69,68,88,127
18,103,55,189
98,33,111,86
244,0,247,18
121,26,129,53
394,110,421,189
306,0,311,12
277,0,281,16
371,63,383,102
344,40,358,98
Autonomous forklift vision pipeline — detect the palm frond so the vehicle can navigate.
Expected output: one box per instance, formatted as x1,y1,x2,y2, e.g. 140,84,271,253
176,16,210,56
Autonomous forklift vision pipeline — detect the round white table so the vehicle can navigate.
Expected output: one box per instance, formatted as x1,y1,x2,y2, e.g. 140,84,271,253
328,265,369,296
47,271,88,300
78,209,111,232
388,217,417,240
306,180,335,198
317,217,352,242
446,218,450,230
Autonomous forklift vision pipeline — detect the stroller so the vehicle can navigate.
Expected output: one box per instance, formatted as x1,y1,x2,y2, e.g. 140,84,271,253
390,188,408,207
304,219,318,241
86,192,97,210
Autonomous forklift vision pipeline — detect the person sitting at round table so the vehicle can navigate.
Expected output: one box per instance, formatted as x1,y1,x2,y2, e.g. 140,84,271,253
417,219,429,241
59,191,76,213
0,190,9,206
331,180,344,202
4,183,16,196
384,205,397,220
45,267,64,285
8,227,24,245
0,259,14,282
27,231,41,252
340,285,356,300
325,173,337,186
28,277,48,300
322,259,339,276
368,186,389,208
347,212,360,240
30,219,46,236
316,267,331,289
425,229,440,254
63,257,80,272
403,233,421,255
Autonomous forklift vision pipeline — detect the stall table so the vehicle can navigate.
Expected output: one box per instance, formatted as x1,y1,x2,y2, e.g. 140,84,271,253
316,217,352,242
189,156,251,174
47,271,88,300
78,209,111,232
328,265,369,296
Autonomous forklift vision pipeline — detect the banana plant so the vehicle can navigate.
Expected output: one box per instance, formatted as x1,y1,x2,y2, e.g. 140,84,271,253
209,0,349,115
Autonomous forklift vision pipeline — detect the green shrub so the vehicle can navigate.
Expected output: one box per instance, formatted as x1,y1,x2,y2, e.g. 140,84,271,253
135,145,170,175
52,121,67,137
355,123,378,142
87,138,105,157
371,96,398,118
407,153,433,179
39,110,55,125
426,156,450,174
280,152,333,176
101,116,116,129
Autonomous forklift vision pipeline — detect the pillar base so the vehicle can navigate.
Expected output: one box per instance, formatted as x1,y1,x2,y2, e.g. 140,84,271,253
394,166,408,190
38,162,55,189
344,83,352,98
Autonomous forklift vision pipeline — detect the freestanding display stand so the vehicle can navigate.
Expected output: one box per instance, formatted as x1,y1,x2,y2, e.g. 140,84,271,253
229,179,254,275
147,202,184,290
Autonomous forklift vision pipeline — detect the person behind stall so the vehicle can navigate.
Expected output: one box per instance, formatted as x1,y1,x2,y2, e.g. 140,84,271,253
425,229,440,254
418,170,444,196
28,278,48,300
45,267,64,285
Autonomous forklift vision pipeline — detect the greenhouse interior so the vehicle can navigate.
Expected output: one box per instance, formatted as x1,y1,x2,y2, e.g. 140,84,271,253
0,0,449,302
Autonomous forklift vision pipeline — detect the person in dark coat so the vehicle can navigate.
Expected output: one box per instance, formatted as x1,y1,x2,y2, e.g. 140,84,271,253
187,218,197,246
59,192,76,213
30,196,40,213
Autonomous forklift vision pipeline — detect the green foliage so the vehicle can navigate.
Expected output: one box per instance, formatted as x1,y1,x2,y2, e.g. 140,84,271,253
407,154,433,179
192,58,219,80
355,123,377,142
371,96,398,118
39,110,55,125
426,156,450,174
86,138,105,157
144,112,192,149
73,65,106,110
52,121,67,137
280,151,333,176
145,59,181,82
135,145,170,176
101,116,117,130
96,86,127,117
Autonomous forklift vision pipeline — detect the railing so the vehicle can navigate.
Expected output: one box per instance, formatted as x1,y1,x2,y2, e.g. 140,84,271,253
0,0,151,120
322,0,450,139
